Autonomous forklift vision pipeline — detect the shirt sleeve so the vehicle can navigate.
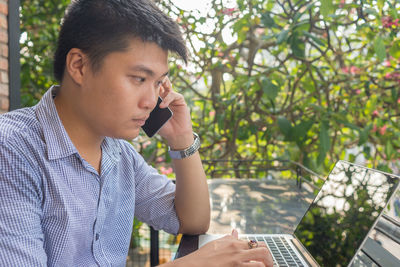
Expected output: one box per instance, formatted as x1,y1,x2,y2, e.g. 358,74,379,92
131,148,180,235
0,143,47,266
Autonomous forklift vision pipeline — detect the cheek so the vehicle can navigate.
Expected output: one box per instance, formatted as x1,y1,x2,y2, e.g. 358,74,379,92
87,76,139,121
103,92,137,120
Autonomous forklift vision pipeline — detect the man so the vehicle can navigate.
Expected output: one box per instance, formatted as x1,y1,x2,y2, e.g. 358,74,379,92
0,0,272,266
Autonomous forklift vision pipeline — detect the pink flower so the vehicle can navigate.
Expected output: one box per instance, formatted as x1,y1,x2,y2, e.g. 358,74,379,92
372,124,378,132
350,66,360,74
382,16,400,28
160,166,173,175
221,8,237,16
156,156,164,163
342,66,360,75
397,98,400,104
209,110,216,117
255,28,265,35
339,0,345,8
355,89,361,95
385,72,400,80
384,60,391,67
142,140,151,149
372,110,379,117
379,125,387,135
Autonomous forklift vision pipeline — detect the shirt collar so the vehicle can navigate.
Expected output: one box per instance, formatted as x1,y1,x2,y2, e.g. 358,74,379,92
102,137,122,163
35,85,78,160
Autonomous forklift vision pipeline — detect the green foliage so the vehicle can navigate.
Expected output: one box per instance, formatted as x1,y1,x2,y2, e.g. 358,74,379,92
20,0,400,177
129,218,143,249
20,0,69,107
156,0,400,176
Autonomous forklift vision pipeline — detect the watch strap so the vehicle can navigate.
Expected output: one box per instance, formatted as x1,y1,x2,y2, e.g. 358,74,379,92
168,132,200,159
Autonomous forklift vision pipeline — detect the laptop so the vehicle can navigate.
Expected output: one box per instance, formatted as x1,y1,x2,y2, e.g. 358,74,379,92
199,160,400,266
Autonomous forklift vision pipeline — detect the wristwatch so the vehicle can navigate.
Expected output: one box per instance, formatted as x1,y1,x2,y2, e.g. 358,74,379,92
168,132,200,159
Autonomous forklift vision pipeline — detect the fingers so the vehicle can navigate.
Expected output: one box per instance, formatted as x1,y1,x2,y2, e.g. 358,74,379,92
231,229,239,239
242,247,274,267
197,233,274,267
159,76,172,98
241,262,267,267
158,77,186,109
159,91,185,108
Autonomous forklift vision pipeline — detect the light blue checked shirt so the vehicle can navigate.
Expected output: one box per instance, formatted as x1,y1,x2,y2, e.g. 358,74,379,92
0,86,180,266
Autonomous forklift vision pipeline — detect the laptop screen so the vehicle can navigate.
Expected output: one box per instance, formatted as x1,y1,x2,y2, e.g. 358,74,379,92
294,161,400,266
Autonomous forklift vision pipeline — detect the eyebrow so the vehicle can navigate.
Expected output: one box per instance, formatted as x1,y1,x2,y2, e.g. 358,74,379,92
129,65,169,79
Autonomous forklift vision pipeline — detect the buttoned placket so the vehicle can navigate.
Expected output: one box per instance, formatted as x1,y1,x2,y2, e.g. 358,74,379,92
92,140,120,267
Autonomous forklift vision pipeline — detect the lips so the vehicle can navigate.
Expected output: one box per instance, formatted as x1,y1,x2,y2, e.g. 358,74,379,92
133,116,149,126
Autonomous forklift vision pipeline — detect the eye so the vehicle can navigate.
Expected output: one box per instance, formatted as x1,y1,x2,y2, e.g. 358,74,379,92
130,76,145,83
156,80,163,87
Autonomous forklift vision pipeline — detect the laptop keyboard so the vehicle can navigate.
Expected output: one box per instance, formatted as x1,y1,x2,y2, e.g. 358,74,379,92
247,236,305,267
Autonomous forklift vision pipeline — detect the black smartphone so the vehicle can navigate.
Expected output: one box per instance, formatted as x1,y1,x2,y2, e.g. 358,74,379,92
141,96,173,137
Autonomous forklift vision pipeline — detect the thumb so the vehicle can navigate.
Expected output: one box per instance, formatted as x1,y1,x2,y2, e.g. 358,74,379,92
231,229,239,239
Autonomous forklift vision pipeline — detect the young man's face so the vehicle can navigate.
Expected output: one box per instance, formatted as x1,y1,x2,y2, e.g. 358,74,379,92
79,38,169,140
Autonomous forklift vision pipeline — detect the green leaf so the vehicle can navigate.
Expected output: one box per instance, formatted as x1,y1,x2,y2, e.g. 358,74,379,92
358,125,372,146
335,119,360,131
303,31,327,47
292,2,315,23
364,9,378,16
261,78,279,101
392,88,399,103
320,0,335,17
261,12,275,27
290,33,305,58
377,0,385,12
388,3,398,19
389,40,400,59
320,121,330,152
374,36,386,62
198,17,206,24
238,126,250,140
276,29,290,44
385,141,394,160
278,116,293,140
294,120,314,142
318,121,330,164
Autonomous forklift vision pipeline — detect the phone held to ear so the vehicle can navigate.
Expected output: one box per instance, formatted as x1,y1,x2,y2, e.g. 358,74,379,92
141,96,173,137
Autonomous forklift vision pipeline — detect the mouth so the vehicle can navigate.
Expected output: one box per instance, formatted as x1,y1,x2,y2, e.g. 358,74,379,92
133,116,149,126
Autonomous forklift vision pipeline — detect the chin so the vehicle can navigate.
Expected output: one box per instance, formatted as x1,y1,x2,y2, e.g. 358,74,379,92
109,129,140,141
123,130,141,141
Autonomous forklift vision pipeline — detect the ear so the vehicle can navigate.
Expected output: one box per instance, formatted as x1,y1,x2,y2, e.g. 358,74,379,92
65,48,89,86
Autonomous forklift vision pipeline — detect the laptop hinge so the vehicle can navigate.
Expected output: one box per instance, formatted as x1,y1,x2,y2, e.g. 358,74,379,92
291,237,319,267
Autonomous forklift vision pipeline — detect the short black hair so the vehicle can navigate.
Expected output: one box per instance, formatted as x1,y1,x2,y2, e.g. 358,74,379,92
53,0,187,82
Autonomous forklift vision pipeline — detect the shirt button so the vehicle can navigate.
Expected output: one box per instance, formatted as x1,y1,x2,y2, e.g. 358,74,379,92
95,233,99,241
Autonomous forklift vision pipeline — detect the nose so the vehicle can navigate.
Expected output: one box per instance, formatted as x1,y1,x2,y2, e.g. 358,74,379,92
139,84,159,111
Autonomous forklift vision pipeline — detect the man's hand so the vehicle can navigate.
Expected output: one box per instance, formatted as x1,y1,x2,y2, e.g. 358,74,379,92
157,77,193,150
163,230,274,267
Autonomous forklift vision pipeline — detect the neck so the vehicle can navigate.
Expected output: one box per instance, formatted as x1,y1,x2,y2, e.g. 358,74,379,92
54,83,103,173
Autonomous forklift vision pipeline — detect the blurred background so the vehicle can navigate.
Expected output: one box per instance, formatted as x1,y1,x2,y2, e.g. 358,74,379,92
19,0,400,177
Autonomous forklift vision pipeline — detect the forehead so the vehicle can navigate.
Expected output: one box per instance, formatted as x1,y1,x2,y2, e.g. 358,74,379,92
101,38,169,75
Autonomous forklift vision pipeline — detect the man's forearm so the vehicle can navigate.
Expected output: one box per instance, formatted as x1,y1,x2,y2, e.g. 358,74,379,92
173,151,210,234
